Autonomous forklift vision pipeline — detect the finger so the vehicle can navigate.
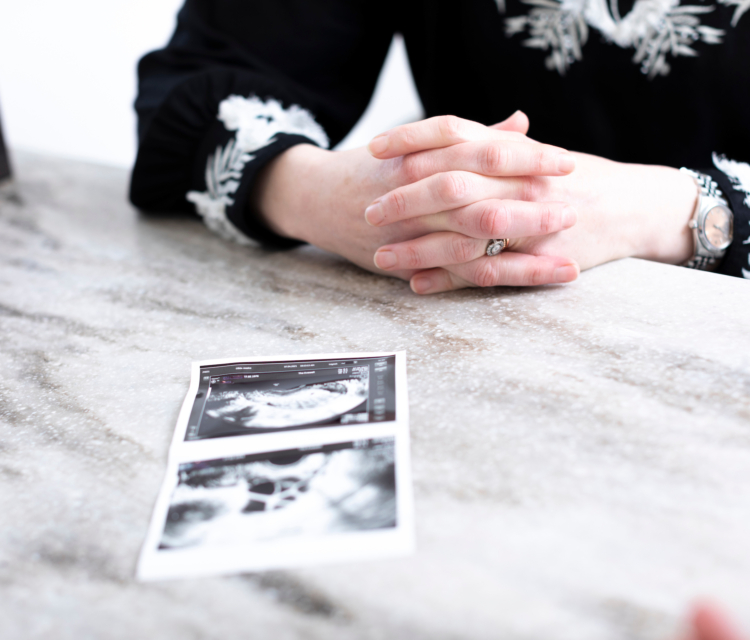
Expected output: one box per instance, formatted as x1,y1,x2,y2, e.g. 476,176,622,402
410,268,473,293
374,232,487,271
366,171,549,227
490,110,530,135
414,200,577,240
376,202,576,271
367,115,530,159
692,603,747,640
409,253,579,294
397,139,574,184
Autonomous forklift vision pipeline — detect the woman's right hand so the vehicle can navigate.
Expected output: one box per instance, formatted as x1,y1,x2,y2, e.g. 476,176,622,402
253,113,578,284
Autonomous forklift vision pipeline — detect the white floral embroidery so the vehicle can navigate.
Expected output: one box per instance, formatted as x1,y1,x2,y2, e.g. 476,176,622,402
713,153,750,208
504,0,726,77
187,95,329,245
713,153,750,279
505,0,589,74
719,0,750,25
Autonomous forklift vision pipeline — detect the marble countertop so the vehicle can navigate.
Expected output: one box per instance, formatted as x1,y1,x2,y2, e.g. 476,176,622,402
1,152,749,640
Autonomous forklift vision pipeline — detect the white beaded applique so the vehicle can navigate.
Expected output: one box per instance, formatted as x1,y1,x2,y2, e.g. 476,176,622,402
187,95,329,245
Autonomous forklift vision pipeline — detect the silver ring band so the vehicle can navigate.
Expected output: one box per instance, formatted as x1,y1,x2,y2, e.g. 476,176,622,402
486,239,508,257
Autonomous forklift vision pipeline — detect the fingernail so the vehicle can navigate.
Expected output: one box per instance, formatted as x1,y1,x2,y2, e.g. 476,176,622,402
561,205,577,228
374,249,398,269
557,153,575,173
364,201,384,226
411,275,434,294
554,264,579,283
368,134,389,156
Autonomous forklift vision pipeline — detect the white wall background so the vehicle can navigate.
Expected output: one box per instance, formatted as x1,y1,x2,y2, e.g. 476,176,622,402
0,0,423,168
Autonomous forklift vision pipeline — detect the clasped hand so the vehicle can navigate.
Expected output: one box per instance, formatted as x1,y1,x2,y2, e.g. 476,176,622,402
255,113,695,293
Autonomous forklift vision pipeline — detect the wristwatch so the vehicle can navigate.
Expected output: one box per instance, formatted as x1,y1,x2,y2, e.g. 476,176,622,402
679,168,734,271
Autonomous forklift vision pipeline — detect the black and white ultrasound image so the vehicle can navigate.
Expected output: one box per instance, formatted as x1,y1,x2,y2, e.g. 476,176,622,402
159,439,396,550
196,372,369,439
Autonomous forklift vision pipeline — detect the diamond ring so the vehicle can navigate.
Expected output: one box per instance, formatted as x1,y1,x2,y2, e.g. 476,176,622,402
486,239,508,257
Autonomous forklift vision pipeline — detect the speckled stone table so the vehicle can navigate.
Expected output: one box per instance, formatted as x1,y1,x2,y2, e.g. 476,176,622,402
1,152,749,640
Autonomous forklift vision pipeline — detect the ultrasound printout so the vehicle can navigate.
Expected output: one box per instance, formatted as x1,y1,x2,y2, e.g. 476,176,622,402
138,352,412,580
160,439,397,550
185,356,396,440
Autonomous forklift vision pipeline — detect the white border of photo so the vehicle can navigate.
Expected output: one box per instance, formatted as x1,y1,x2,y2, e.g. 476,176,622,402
137,351,413,581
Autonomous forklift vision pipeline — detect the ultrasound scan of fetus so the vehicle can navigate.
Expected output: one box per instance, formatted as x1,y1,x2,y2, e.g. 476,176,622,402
159,440,396,551
203,377,368,431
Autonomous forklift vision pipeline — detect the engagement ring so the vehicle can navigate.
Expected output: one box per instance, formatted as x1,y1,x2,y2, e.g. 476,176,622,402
486,239,508,257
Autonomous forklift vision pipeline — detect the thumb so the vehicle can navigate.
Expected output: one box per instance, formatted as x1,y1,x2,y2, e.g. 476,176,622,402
490,110,530,135
691,602,748,640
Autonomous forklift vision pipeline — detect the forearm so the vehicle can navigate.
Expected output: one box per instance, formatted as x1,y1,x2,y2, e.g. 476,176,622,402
530,155,698,272
249,144,425,278
252,143,324,243
252,144,391,253
621,163,697,266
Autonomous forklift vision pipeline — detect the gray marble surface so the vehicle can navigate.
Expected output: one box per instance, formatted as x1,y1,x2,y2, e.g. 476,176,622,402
1,152,749,640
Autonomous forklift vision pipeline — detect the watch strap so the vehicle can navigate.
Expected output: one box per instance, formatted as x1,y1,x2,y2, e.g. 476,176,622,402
679,168,731,271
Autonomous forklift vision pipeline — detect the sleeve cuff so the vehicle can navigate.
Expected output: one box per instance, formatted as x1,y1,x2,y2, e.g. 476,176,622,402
704,156,750,279
188,129,318,249
130,70,330,250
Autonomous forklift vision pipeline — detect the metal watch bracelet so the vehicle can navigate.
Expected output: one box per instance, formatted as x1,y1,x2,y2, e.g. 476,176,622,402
679,168,733,271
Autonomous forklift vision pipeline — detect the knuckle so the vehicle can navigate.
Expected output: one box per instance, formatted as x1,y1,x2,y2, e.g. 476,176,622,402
524,263,548,287
437,172,468,205
537,204,558,235
399,155,422,184
403,244,424,269
473,261,500,288
478,201,510,237
519,177,543,202
397,125,418,150
448,236,477,264
438,115,463,141
533,149,549,174
388,190,408,219
479,143,509,175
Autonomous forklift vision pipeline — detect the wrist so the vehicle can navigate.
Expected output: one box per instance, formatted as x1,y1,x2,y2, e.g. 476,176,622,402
251,143,328,243
629,165,697,265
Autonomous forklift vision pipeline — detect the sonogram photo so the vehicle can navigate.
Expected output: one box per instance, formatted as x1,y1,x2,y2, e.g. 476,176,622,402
159,439,397,551
204,376,368,430
184,357,398,440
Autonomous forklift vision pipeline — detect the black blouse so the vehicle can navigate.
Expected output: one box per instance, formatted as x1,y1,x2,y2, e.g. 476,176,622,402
130,0,750,278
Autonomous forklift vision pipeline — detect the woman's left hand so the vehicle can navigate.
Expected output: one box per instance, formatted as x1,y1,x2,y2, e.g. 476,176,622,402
368,119,698,294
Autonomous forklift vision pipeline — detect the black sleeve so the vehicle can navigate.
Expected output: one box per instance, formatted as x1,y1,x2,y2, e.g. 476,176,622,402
129,0,395,248
704,156,750,279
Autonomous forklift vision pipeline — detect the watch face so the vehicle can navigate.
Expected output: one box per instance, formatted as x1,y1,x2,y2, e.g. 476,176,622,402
703,205,733,250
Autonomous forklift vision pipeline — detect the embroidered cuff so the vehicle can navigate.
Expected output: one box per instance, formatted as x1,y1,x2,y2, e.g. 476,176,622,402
187,95,330,249
707,153,750,279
